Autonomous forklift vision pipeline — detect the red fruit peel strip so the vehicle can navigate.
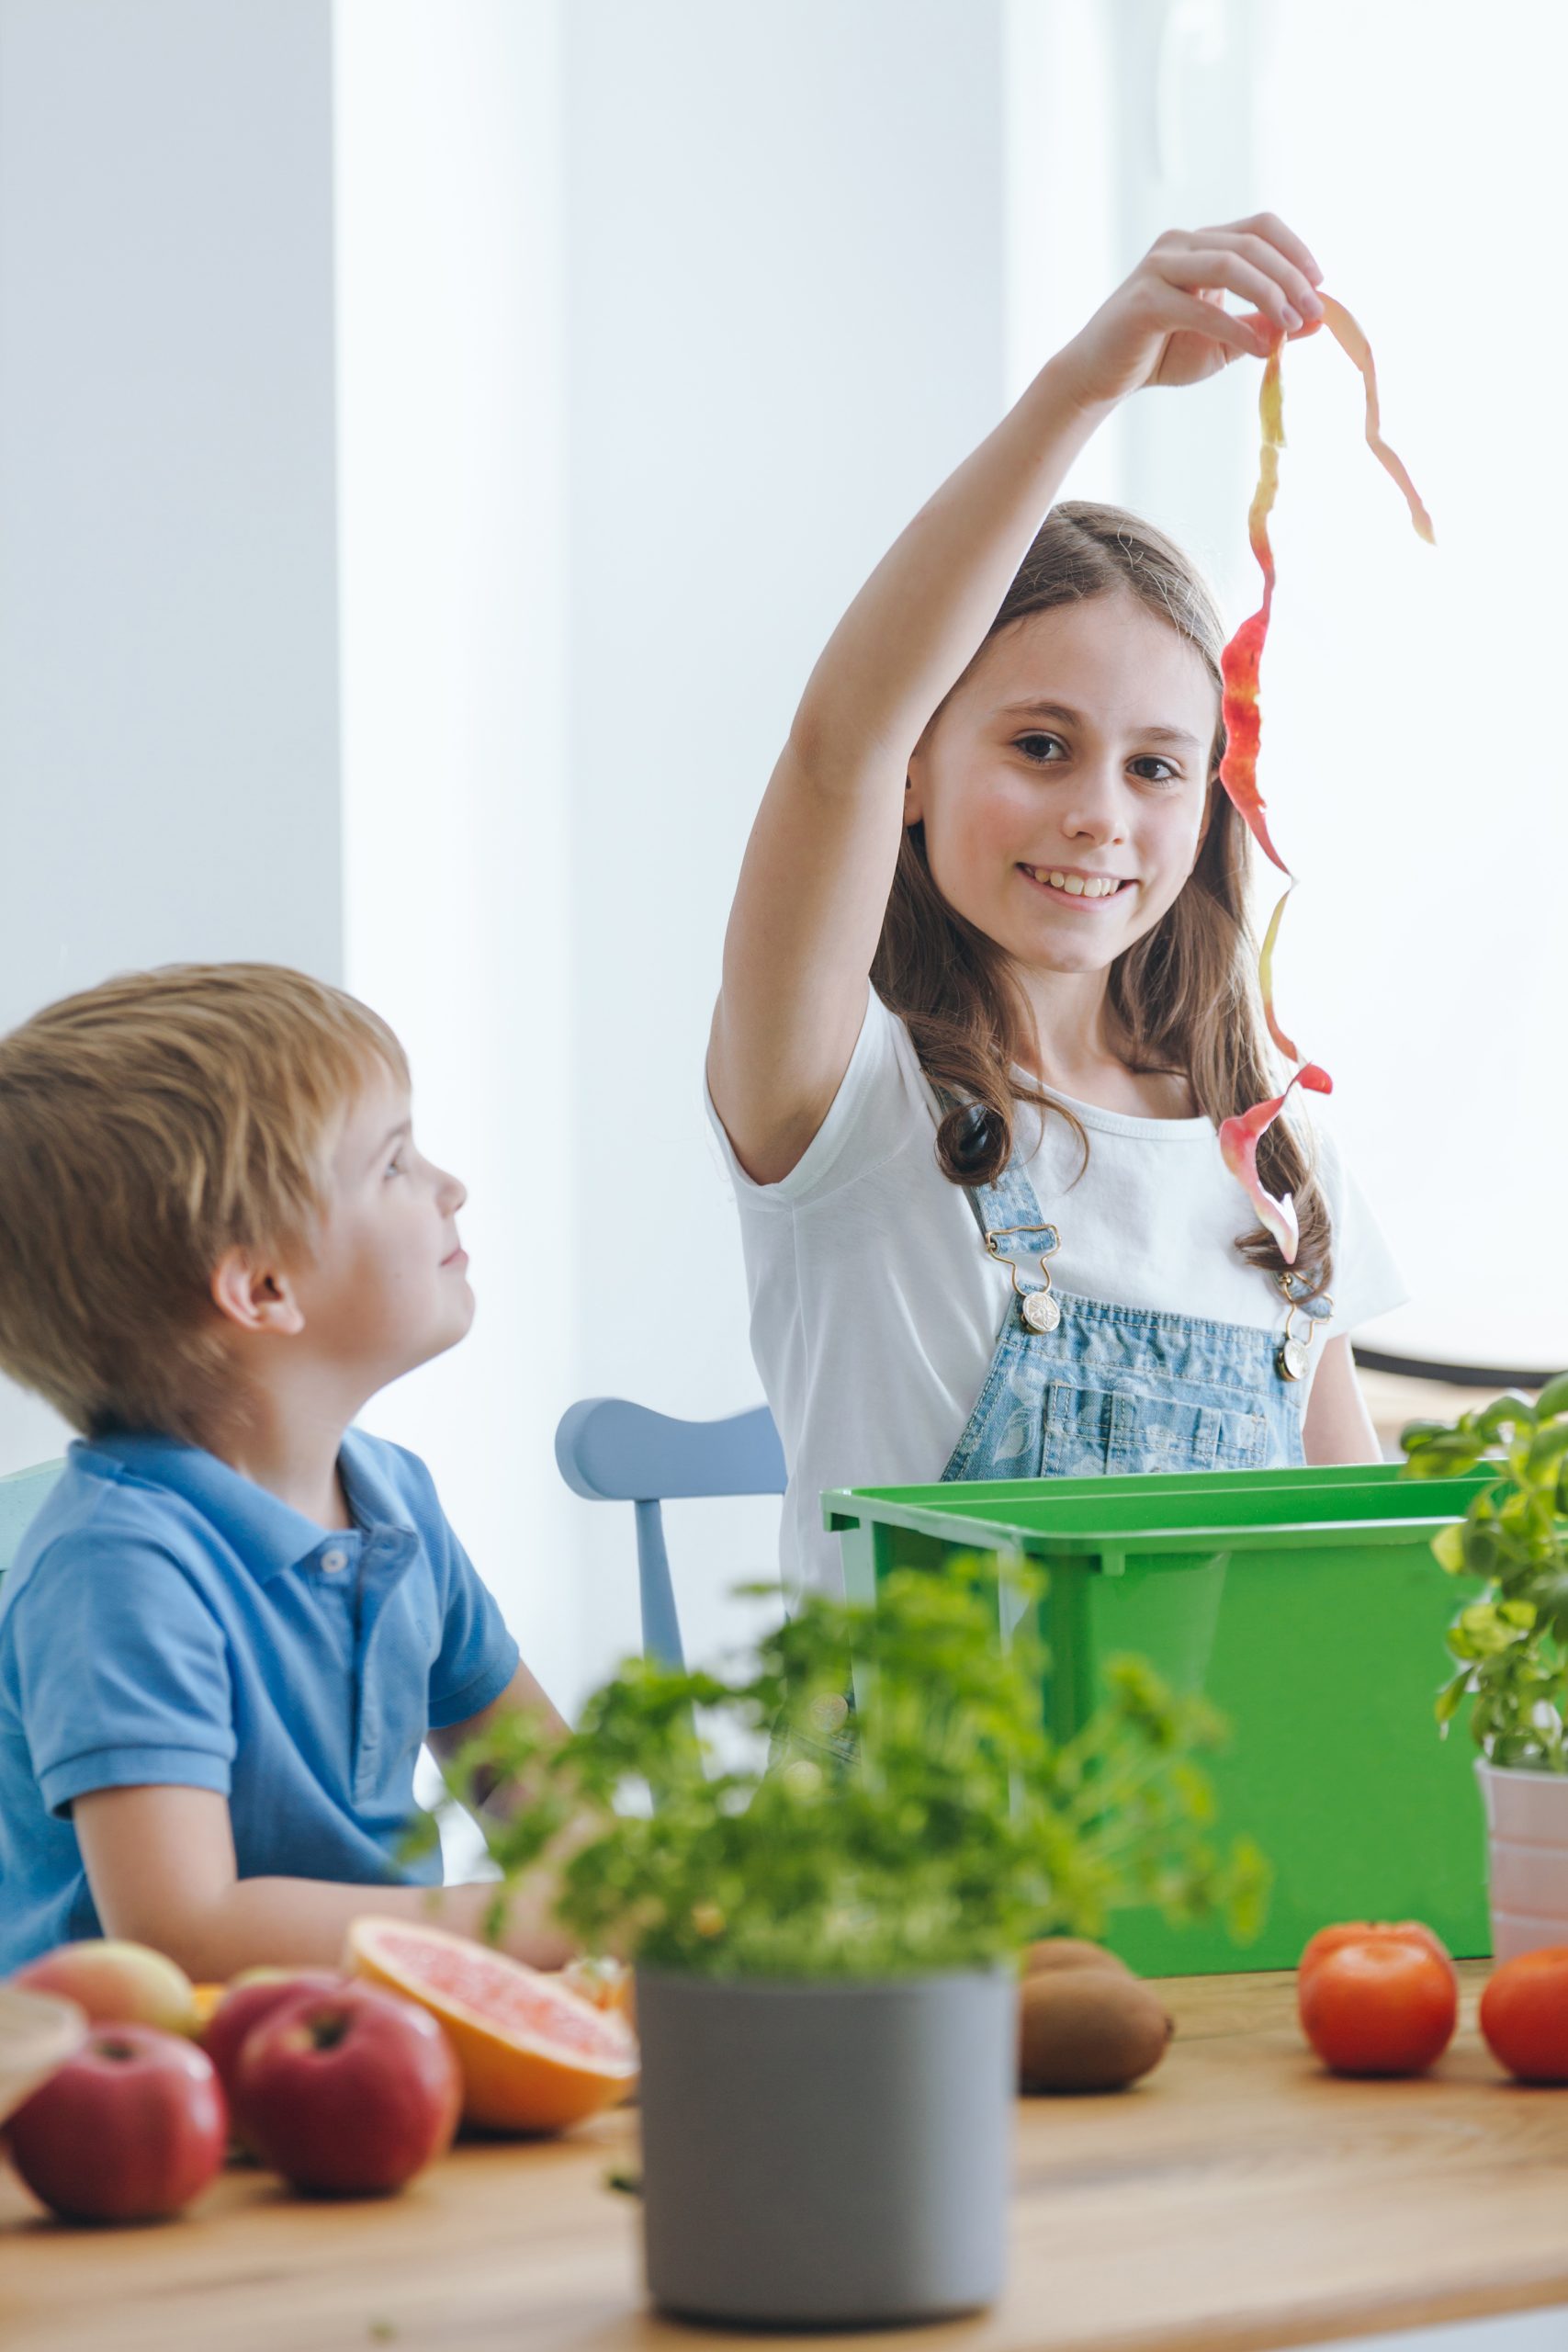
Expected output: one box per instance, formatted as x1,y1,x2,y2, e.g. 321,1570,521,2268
1216,298,1432,1260
1317,296,1437,546
1219,1063,1334,1262
1217,338,1290,876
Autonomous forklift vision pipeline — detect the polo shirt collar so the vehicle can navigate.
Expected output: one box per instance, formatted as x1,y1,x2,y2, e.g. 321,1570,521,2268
80,1428,417,1585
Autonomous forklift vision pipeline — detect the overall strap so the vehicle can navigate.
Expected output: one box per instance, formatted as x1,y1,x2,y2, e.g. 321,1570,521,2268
931,1090,1058,1272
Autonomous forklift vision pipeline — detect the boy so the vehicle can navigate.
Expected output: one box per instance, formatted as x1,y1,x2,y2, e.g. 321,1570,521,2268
0,962,573,1977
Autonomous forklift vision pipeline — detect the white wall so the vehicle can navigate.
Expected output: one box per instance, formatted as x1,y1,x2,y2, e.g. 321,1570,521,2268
333,0,581,1708
556,0,1013,1699
0,0,343,1473
333,0,1021,1706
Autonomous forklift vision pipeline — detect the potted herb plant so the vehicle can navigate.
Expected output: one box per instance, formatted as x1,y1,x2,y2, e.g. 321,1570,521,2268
1402,1372,1568,1960
429,1555,1264,2328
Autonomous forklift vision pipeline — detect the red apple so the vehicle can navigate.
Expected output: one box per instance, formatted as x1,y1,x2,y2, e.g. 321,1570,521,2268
201,1969,345,2106
11,1939,197,2037
232,1982,460,2196
7,2023,226,2222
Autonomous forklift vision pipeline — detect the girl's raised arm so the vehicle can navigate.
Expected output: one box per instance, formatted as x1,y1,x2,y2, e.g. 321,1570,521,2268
707,215,1324,1186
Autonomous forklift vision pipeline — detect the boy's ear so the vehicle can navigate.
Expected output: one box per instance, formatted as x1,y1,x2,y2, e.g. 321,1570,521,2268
209,1248,307,1339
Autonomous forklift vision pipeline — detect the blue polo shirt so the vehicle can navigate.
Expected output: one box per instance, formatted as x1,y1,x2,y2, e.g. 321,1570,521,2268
0,1428,520,1971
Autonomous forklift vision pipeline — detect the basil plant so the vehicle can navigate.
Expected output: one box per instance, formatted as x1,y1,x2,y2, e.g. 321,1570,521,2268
1403,1372,1568,1770
416,1555,1268,1980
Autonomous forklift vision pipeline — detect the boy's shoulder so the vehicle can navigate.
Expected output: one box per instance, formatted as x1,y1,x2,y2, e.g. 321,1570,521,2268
0,1440,223,1666
6,1439,200,1580
2,1428,459,1622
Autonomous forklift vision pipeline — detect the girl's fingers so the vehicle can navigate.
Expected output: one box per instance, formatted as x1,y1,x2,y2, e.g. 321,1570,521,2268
1207,227,1325,323
1157,287,1273,358
1153,243,1303,334
1225,209,1325,289
1235,305,1324,349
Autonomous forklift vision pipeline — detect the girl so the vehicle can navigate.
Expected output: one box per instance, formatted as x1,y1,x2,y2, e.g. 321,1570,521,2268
705,214,1407,1605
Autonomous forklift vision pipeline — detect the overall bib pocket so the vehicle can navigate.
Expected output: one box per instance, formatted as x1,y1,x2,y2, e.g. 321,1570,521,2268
1044,1382,1271,1479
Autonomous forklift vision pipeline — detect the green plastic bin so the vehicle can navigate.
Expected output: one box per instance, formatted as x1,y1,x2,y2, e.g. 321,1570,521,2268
824,1460,1492,1976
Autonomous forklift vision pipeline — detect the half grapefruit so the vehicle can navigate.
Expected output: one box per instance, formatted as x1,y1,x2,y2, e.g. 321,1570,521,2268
345,1917,638,2133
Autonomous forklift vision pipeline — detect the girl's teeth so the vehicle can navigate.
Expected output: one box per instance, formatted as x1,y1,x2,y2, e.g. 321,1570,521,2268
1033,868,1120,898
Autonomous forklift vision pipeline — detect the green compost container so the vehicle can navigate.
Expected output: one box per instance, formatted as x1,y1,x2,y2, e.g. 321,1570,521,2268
824,1460,1492,1977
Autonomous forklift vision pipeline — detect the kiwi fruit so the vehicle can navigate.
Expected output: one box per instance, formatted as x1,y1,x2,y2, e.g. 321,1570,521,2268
1021,1937,1133,1981
1018,1967,1173,2094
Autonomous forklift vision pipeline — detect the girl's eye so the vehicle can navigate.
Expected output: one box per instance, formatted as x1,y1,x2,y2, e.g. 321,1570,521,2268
1014,733,1180,785
385,1155,406,1179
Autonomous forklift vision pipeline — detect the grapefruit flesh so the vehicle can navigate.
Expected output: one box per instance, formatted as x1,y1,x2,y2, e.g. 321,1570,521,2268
345,1918,637,2133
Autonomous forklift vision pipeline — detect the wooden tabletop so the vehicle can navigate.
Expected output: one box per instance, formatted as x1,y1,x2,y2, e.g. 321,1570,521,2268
5,1963,1568,2352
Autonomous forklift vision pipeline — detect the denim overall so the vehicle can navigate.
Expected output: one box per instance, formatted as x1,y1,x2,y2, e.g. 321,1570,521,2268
940,1128,1323,1485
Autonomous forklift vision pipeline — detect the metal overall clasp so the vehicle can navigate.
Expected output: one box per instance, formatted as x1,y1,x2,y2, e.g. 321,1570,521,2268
1275,1271,1333,1382
986,1221,1063,1336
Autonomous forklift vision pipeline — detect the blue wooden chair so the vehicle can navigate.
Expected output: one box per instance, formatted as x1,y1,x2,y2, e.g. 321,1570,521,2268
0,1463,62,1582
554,1400,785,1667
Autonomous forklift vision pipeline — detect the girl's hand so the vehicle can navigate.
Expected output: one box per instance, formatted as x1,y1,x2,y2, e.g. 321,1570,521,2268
1053,214,1326,413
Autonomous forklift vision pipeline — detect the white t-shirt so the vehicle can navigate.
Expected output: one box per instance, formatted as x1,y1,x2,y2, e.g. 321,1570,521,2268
704,984,1410,1603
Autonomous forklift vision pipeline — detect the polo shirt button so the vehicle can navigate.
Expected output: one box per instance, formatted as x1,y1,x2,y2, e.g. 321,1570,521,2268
321,1548,348,1574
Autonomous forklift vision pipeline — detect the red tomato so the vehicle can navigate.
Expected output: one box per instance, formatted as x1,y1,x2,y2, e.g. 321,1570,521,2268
1480,1947,1568,2083
1298,1939,1458,2077
1298,1919,1455,1990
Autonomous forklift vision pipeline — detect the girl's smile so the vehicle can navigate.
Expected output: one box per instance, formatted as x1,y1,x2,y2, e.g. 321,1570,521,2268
1017,863,1137,909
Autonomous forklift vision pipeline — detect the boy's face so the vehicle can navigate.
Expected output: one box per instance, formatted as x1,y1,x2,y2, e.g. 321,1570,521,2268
287,1065,474,1392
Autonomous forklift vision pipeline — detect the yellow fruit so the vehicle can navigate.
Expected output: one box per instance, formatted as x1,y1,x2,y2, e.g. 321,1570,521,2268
188,1984,227,2033
11,1940,197,2037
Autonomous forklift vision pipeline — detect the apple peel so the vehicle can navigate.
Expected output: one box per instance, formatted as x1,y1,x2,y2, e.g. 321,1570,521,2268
1219,1062,1334,1262
1258,883,1298,1065
1216,297,1432,1258
1317,295,1436,546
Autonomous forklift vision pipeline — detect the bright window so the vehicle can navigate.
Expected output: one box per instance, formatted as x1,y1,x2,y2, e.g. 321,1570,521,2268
1012,0,1564,1370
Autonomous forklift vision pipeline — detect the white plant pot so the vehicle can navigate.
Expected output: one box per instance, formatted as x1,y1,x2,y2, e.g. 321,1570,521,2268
1477,1758,1568,1960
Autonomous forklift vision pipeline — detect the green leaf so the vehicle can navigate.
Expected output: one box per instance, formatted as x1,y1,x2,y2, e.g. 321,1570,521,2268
1435,1666,1472,1726
1403,1438,1485,1480
1476,1392,1540,1440
1527,1421,1568,1476
1533,1372,1568,1420
1461,1522,1504,1578
1431,1523,1468,1575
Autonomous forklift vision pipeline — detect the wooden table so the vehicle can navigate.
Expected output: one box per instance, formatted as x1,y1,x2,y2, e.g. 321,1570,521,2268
5,1964,1568,2352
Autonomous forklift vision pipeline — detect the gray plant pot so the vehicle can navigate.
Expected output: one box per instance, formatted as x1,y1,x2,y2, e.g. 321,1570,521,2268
634,1966,1015,2327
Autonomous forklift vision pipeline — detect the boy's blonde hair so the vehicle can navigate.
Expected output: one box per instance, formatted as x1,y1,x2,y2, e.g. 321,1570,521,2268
0,963,409,1442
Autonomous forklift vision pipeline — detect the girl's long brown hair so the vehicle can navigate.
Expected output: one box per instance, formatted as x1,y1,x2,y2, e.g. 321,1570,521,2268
871,499,1331,1297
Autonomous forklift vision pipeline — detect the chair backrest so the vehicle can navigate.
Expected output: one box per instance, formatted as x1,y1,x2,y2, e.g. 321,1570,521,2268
0,1463,63,1583
554,1399,785,1667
